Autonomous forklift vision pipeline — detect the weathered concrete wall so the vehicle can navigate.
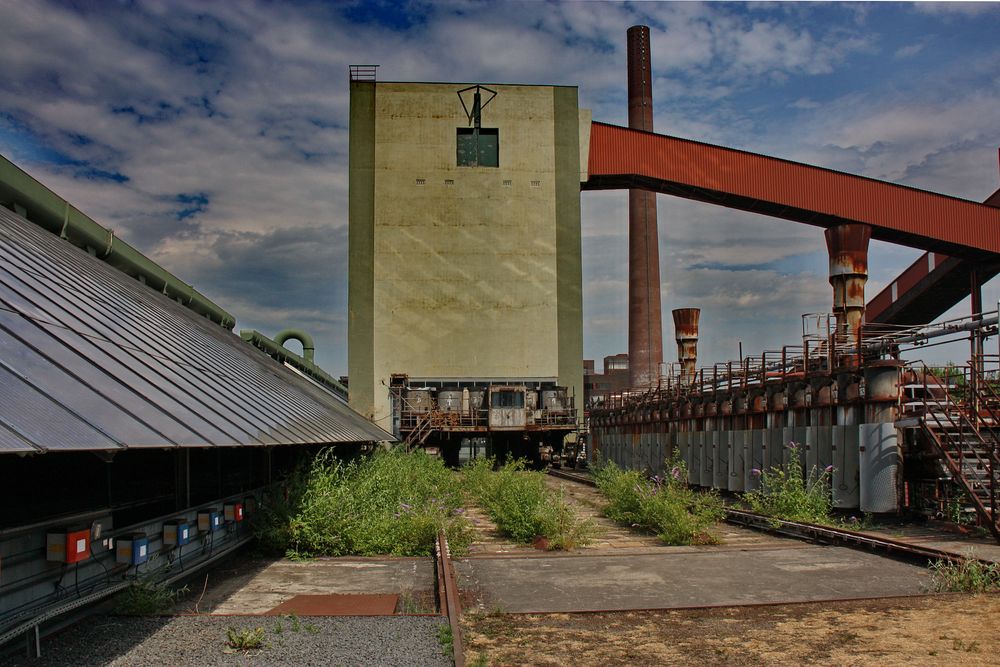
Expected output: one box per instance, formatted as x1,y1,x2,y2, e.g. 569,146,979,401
349,82,585,422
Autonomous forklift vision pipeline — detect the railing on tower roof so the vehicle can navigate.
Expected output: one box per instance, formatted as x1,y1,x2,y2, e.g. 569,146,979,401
349,65,379,81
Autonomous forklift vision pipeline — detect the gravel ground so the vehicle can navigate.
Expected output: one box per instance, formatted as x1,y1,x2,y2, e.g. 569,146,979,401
6,615,453,667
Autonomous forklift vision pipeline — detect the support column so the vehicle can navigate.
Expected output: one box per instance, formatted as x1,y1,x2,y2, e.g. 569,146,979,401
825,224,871,360
673,308,700,387
627,25,663,389
970,266,983,412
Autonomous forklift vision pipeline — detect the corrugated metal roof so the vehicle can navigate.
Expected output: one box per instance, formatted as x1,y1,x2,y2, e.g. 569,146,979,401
585,122,1000,259
0,207,392,453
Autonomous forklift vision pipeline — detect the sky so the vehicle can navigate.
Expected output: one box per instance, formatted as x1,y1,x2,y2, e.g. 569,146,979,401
1,0,999,376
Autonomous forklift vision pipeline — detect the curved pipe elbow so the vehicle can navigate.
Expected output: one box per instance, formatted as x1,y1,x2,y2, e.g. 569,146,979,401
273,328,315,362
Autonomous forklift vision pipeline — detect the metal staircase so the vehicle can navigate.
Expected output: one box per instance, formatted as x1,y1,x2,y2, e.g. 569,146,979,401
909,365,999,541
403,413,435,449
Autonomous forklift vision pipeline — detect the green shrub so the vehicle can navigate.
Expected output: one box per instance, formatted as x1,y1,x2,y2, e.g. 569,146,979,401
254,447,473,558
929,557,1000,593
742,446,833,525
113,581,188,616
463,457,596,548
593,453,724,545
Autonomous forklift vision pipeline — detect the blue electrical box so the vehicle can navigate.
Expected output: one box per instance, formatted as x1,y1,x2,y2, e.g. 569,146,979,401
116,533,149,565
198,509,223,533
163,520,191,546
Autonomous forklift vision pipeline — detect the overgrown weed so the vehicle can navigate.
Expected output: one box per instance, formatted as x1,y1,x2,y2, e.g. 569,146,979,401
254,447,473,557
224,626,266,653
463,457,596,548
437,623,454,658
113,581,188,616
742,442,833,525
929,557,1000,593
593,452,724,545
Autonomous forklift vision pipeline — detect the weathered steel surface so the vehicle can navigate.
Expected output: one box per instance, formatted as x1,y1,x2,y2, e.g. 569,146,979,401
825,224,870,340
867,189,1000,324
626,25,663,389
585,122,1000,258
672,308,700,386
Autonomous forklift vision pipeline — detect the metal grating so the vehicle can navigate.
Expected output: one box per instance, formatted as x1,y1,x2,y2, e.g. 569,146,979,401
0,207,392,452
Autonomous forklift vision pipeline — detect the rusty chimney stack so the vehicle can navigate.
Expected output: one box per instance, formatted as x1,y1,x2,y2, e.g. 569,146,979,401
672,308,700,387
825,224,871,343
626,25,664,389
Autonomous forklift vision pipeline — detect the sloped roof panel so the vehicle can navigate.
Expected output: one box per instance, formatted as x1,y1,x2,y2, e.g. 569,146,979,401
0,207,392,451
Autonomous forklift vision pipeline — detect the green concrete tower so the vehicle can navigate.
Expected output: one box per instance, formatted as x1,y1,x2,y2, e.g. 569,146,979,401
349,79,589,424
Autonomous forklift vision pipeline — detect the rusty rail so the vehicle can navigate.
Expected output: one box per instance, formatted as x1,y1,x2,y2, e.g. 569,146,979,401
436,530,465,667
546,469,995,567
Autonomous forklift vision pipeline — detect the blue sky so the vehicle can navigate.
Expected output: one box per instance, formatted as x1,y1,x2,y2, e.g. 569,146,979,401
1,1,999,375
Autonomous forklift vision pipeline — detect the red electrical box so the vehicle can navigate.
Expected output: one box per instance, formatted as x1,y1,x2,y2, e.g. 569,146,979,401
224,503,244,523
46,529,91,564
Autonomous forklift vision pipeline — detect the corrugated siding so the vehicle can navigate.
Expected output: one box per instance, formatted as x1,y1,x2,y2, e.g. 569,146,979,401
0,207,392,452
587,122,1000,256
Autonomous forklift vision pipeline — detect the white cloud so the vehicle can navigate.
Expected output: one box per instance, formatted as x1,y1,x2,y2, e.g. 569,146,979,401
894,43,925,59
1,1,996,374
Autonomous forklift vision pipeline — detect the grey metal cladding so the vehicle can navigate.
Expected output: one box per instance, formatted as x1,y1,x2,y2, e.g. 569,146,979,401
0,207,392,452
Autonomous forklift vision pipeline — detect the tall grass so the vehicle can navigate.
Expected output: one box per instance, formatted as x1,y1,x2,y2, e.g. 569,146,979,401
929,557,1000,593
254,447,473,557
463,457,596,549
742,445,833,525
593,454,724,545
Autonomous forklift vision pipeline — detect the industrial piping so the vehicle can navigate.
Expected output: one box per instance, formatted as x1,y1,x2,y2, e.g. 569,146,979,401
825,224,871,343
274,328,316,362
627,25,664,389
240,329,347,399
672,308,700,387
0,155,236,329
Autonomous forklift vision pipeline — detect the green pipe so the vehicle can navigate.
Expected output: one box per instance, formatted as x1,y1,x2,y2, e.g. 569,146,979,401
0,154,236,330
240,329,347,399
273,328,315,362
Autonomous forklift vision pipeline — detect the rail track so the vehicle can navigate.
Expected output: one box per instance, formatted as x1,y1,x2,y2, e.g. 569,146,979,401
436,530,465,667
547,468,993,567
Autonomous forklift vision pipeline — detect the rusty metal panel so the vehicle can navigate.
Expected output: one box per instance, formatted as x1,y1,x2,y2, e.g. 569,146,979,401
586,122,1000,257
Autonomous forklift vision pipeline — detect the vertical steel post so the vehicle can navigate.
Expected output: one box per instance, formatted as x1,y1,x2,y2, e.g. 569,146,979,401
627,25,664,389
970,267,983,419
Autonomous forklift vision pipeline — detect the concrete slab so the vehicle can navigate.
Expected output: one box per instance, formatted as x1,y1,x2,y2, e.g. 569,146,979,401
457,546,931,613
194,557,434,615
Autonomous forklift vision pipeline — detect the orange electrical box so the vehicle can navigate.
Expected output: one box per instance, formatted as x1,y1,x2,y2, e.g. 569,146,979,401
46,529,91,563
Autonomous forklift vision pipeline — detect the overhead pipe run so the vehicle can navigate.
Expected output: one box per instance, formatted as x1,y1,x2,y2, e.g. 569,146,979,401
240,329,347,400
672,308,700,387
626,25,664,390
0,156,236,329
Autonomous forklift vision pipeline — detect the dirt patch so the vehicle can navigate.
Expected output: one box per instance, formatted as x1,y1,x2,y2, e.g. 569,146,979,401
463,594,1000,666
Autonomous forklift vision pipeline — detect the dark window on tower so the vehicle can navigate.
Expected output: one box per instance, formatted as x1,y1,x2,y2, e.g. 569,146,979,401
457,128,499,167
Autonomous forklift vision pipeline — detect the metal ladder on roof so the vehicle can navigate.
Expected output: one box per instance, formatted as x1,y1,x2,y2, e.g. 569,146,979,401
909,364,999,542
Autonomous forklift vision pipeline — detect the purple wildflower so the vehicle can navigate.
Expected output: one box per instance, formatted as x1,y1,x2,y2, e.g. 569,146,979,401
751,468,762,477
671,467,682,480
825,465,834,473
786,441,799,450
